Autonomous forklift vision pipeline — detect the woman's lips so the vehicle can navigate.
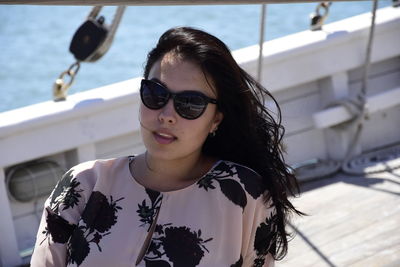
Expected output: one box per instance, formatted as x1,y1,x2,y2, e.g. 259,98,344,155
153,131,177,145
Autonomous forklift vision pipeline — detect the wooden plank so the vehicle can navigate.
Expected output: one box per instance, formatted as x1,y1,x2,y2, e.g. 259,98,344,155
291,194,399,257
349,243,400,267
293,172,400,229
0,0,359,5
278,169,400,267
323,214,399,266
287,214,400,267
290,184,395,240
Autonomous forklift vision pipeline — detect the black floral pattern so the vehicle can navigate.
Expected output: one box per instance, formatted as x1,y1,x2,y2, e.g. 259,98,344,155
197,173,216,191
230,255,243,267
40,169,83,245
144,259,171,267
162,227,211,266
253,213,278,266
136,189,162,230
235,165,264,199
197,161,264,210
67,226,90,266
144,225,213,267
37,158,272,266
81,192,123,233
49,169,84,212
66,191,124,266
40,207,75,245
49,169,74,207
137,200,157,225
254,257,266,267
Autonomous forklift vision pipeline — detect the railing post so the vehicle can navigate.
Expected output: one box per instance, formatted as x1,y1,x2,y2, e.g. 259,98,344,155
0,167,22,267
318,72,362,160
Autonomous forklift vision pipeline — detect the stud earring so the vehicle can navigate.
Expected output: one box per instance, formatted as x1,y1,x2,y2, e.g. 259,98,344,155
210,126,218,137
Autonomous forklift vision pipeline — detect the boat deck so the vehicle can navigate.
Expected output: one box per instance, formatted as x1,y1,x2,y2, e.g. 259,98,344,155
277,166,400,267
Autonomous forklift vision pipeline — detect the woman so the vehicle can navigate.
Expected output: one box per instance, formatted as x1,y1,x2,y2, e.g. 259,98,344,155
31,27,301,267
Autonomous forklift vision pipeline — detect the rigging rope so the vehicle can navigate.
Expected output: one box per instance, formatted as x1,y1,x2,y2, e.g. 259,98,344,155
257,4,267,83
294,0,400,181
340,0,379,175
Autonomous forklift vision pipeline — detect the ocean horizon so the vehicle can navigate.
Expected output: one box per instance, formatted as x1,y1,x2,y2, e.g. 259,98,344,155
0,1,392,112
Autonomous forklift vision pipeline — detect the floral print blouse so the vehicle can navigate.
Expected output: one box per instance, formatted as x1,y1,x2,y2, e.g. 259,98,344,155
31,156,277,267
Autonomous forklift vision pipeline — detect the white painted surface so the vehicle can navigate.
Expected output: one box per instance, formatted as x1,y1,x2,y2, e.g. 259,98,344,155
361,106,400,152
313,86,400,129
0,82,141,167
75,143,97,163
233,6,400,92
95,132,145,159
0,168,22,267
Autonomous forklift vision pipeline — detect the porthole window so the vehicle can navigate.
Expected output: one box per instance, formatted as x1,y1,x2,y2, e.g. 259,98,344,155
6,161,64,202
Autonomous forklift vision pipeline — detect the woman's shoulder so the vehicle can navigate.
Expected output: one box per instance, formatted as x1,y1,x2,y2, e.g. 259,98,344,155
219,160,262,178
63,156,129,185
49,157,129,205
70,156,128,173
204,160,265,201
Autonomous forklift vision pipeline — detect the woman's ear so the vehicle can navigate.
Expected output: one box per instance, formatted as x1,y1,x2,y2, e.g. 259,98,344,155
211,111,224,133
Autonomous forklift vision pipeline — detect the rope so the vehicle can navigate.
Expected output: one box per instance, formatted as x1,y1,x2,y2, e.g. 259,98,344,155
293,159,341,182
343,143,400,175
340,0,378,175
294,0,400,180
257,4,267,83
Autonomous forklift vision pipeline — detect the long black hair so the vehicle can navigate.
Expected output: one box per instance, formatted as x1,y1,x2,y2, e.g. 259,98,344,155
143,26,302,260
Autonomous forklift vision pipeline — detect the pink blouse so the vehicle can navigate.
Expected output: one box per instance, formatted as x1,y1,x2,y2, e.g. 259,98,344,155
31,156,276,267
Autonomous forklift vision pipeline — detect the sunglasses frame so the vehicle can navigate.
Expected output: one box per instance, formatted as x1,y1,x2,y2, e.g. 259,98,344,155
140,79,217,120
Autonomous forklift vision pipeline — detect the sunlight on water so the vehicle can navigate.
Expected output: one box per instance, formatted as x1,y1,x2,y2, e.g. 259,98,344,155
0,1,392,112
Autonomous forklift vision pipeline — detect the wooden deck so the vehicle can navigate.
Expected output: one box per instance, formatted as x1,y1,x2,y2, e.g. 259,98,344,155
277,167,400,267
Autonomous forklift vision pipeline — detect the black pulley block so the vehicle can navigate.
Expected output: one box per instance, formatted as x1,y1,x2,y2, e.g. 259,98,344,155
69,16,108,61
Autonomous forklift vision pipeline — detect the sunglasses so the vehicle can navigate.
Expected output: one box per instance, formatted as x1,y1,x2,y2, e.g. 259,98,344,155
140,79,217,120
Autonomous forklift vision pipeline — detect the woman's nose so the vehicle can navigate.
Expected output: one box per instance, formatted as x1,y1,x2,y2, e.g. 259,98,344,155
158,99,177,124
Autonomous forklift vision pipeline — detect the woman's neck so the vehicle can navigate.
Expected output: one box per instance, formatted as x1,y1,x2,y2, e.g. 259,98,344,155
132,151,214,192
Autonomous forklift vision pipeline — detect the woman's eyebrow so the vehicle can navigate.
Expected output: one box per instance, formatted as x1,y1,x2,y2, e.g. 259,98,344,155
150,77,168,88
150,77,206,94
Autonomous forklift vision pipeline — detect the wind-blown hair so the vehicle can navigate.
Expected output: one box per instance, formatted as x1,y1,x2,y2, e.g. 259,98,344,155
143,26,302,260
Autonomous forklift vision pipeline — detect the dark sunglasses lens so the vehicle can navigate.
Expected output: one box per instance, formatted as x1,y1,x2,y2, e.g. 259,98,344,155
141,81,169,109
175,93,207,119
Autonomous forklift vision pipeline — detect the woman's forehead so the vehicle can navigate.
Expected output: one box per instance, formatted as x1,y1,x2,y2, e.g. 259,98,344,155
148,54,217,97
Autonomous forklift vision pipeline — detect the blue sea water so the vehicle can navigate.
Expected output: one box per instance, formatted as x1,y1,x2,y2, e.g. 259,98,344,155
0,1,392,112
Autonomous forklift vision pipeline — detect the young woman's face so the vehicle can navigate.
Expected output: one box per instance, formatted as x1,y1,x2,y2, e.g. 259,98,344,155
140,53,223,161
